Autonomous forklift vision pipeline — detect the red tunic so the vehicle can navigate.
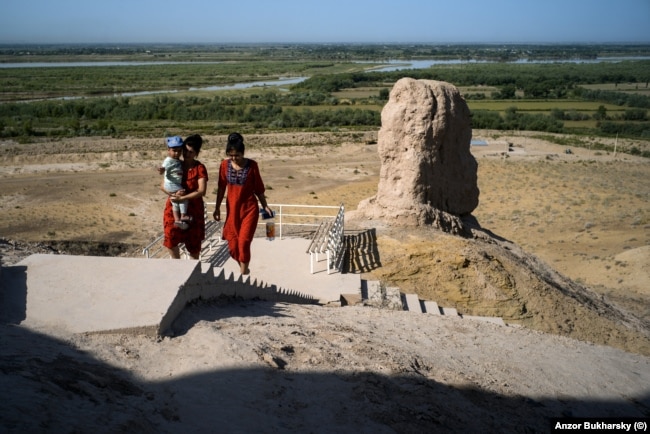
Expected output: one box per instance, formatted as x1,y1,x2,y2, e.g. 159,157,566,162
218,158,265,263
163,161,208,256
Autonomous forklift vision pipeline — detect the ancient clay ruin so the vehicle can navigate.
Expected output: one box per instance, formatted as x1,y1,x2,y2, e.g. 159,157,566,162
356,77,479,233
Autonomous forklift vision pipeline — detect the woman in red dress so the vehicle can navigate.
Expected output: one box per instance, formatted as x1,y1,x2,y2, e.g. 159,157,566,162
162,134,209,259
213,133,272,275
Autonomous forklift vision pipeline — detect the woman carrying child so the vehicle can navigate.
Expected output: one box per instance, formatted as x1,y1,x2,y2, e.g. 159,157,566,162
161,134,209,259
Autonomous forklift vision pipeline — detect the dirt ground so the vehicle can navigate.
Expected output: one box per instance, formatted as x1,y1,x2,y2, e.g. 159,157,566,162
0,130,649,353
2,299,649,433
2,130,650,432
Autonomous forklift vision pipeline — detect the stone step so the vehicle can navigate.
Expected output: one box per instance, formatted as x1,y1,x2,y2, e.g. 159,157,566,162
423,300,441,315
362,279,384,306
384,286,403,310
440,306,458,317
360,280,504,325
207,268,318,305
402,293,423,313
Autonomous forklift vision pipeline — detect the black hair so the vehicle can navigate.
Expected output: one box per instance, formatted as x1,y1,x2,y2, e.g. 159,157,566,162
226,132,245,154
184,134,203,153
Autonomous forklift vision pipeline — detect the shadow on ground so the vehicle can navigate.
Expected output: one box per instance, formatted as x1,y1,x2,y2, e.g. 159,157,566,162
344,228,382,273
2,301,648,433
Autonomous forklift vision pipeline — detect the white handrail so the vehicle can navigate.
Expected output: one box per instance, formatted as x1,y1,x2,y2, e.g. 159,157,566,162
205,202,341,240
143,202,342,258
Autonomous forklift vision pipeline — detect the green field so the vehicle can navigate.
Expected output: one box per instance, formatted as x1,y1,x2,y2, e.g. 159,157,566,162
466,100,623,112
0,44,648,154
581,83,650,95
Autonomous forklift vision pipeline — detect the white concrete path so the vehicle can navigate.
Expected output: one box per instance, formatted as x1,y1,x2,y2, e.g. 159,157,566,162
0,237,361,337
212,237,359,305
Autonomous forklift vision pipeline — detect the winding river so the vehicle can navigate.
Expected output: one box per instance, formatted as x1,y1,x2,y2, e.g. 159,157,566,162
3,57,648,101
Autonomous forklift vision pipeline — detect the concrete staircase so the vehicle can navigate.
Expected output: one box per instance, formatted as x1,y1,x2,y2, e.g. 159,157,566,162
3,252,500,340
190,262,319,306
354,280,505,326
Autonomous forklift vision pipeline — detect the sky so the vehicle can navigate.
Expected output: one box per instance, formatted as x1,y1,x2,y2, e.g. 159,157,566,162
1,0,649,45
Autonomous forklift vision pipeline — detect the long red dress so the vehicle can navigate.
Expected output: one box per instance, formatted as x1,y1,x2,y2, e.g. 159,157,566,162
163,161,208,256
218,158,265,264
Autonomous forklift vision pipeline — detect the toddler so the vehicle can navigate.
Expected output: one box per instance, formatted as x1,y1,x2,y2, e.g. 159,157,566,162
161,136,190,229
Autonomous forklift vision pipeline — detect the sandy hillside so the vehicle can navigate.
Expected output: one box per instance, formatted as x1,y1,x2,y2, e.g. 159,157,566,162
1,130,649,431
0,131,648,347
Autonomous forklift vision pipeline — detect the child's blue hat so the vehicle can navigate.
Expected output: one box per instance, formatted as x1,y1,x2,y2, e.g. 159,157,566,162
166,136,183,148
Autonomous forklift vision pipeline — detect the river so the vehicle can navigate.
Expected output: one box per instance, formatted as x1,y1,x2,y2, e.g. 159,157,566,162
367,57,650,72
3,57,648,101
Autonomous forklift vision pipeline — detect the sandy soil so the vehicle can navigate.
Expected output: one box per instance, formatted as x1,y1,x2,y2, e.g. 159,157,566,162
1,130,646,321
2,301,649,433
1,130,649,431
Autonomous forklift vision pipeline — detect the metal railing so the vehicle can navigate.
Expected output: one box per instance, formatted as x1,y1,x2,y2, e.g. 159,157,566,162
207,202,341,240
142,202,342,259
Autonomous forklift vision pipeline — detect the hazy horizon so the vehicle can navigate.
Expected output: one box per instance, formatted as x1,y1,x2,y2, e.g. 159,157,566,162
1,0,648,46
2,41,650,47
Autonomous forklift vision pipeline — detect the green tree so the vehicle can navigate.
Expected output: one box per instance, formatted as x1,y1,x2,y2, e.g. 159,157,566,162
623,109,647,121
594,105,607,120
495,84,516,99
22,120,34,136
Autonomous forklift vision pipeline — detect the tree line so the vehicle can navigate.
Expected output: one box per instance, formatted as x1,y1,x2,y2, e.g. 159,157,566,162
3,43,649,62
1,60,649,146
295,61,650,101
0,94,380,138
